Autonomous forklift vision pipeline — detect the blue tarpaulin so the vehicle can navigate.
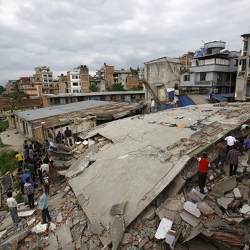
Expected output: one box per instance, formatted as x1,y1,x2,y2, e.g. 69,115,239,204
178,95,195,107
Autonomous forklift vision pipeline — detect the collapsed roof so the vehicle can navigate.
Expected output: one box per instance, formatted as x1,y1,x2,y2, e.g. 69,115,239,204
68,103,250,243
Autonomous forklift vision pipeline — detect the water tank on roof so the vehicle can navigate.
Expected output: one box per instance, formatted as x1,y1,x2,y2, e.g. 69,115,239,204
204,41,226,49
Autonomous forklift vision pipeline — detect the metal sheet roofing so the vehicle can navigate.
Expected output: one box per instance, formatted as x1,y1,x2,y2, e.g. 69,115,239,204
14,100,113,121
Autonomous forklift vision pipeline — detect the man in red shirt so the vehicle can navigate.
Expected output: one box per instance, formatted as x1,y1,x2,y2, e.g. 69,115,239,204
197,152,210,194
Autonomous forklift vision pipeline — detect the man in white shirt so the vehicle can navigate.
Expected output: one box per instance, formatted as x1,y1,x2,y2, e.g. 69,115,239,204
225,135,237,152
7,191,20,224
40,162,49,174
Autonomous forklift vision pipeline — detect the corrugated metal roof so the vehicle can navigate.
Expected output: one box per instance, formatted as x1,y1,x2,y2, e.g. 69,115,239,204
14,100,113,121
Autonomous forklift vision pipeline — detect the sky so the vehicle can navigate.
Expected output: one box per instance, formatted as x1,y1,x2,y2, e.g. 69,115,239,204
0,0,250,84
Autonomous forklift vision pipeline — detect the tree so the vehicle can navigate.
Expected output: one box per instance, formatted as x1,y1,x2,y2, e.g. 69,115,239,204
0,85,5,95
89,83,99,92
111,83,125,91
7,85,28,111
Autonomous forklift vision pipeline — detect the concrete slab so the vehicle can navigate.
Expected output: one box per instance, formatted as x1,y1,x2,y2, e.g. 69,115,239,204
217,197,234,209
180,211,200,227
68,103,250,240
56,224,74,250
211,176,237,197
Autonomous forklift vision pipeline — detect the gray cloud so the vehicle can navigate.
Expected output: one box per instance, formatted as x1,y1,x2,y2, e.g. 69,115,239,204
0,0,250,83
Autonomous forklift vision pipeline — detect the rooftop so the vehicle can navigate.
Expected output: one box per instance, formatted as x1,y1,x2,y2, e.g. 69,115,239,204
14,100,115,121
44,90,145,98
144,57,180,64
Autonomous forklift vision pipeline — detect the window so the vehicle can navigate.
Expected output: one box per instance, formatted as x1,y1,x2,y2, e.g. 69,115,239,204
242,59,246,71
72,82,78,86
200,72,206,81
217,72,223,83
234,59,238,67
184,75,190,81
73,90,79,93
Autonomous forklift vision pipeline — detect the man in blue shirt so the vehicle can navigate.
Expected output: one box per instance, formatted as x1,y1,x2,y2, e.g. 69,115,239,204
38,188,51,224
243,135,250,164
20,170,32,194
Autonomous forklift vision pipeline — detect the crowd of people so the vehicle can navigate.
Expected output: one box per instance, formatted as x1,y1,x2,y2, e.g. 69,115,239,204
196,126,250,194
7,139,54,226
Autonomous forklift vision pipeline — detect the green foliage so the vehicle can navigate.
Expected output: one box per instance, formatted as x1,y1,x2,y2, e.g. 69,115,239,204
0,150,17,174
111,83,125,91
89,83,99,92
6,86,28,111
0,120,9,133
0,86,5,95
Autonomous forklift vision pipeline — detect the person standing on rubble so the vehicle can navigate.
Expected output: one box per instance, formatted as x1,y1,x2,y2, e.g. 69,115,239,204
243,135,250,164
24,177,35,209
64,127,73,146
38,188,51,224
197,152,210,194
7,191,20,225
225,134,237,152
42,171,50,195
15,151,24,169
227,145,241,176
215,141,226,168
23,140,29,160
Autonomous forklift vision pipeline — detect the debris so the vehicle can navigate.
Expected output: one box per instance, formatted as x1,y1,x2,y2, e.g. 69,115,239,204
89,221,104,235
240,204,250,215
165,232,175,249
155,218,173,239
197,202,214,215
27,217,36,226
49,222,56,231
217,196,234,209
180,211,200,227
111,215,124,250
142,206,155,221
211,176,237,197
56,224,74,250
184,223,203,242
0,229,7,239
110,201,127,216
18,209,35,217
121,233,133,245
56,212,63,223
31,222,47,234
233,188,242,199
188,188,205,203
183,201,201,218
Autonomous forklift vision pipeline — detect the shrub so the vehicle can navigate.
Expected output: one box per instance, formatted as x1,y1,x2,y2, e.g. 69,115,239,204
0,150,16,174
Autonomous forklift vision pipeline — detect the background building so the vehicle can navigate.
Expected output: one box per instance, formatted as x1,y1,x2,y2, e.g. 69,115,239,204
67,65,90,93
144,57,180,103
180,41,239,94
235,33,250,101
96,63,142,91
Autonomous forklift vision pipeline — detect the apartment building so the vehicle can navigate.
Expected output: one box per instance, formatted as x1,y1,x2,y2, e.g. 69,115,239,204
180,41,239,94
235,33,250,101
58,74,69,94
67,65,90,93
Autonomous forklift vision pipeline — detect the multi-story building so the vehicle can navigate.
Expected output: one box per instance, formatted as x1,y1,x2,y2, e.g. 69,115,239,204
180,41,239,94
5,80,17,94
96,63,141,91
235,33,250,101
33,66,53,87
144,57,180,103
67,65,90,94
58,74,69,94
18,77,39,97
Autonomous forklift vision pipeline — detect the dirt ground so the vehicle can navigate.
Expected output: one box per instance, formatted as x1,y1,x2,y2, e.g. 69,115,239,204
0,129,25,151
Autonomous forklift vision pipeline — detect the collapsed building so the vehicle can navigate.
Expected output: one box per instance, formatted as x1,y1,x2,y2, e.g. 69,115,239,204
12,100,144,143
0,103,250,249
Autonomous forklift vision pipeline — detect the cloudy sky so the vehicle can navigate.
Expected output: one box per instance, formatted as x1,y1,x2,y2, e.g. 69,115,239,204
0,0,249,83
